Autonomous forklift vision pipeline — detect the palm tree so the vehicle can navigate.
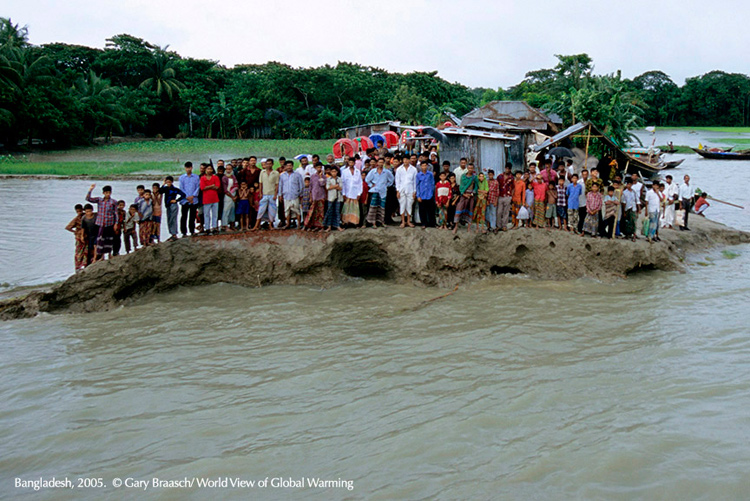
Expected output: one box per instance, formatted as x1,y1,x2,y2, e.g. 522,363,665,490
139,46,184,100
74,70,123,140
0,18,29,52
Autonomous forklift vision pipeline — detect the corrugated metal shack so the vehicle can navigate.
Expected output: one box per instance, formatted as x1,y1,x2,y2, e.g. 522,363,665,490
437,128,519,175
459,101,562,169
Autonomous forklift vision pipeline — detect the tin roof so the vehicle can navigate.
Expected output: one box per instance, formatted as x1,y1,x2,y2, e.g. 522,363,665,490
462,101,562,129
338,121,399,132
443,127,519,141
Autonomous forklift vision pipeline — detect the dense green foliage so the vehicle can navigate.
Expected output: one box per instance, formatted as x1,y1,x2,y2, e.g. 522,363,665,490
485,54,750,145
2,18,750,151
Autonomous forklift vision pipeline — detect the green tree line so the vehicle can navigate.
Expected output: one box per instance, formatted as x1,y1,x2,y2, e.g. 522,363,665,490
2,18,750,150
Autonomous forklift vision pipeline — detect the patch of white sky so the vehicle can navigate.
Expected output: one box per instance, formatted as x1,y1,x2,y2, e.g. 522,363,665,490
6,0,749,88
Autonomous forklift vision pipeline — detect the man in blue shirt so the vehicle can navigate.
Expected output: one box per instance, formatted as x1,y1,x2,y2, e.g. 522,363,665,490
416,162,436,228
365,159,394,227
278,160,304,229
159,176,185,241
178,162,201,237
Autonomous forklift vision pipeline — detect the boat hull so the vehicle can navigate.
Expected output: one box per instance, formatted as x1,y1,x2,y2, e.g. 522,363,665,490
692,148,750,160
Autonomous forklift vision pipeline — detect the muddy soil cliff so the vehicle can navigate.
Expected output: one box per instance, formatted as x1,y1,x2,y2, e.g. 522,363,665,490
2,217,748,319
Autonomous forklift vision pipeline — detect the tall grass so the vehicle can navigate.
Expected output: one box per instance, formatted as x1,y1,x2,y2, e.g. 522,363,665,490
660,126,750,133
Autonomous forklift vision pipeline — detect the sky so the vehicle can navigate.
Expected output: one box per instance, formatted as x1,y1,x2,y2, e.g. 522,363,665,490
5,0,749,89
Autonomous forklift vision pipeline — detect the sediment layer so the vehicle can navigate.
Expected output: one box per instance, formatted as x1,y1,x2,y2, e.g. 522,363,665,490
2,217,748,320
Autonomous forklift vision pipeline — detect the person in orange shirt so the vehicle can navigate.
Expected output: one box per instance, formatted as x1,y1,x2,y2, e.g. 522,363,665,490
511,171,525,228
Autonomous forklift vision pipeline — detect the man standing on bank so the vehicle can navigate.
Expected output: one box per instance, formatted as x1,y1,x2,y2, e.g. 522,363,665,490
395,156,418,228
85,184,119,261
679,174,695,231
179,162,200,237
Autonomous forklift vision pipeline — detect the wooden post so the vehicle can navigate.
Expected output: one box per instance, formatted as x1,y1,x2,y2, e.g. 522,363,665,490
583,125,591,169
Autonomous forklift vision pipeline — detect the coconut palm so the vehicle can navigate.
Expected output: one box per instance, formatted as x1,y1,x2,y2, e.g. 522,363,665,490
0,18,29,52
139,46,184,100
74,70,124,140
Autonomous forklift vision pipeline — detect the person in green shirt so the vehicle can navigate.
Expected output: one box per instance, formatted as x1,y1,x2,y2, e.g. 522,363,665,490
452,163,478,235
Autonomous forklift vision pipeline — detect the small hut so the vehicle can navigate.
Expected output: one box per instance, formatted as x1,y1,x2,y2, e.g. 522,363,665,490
435,128,519,174
460,101,562,169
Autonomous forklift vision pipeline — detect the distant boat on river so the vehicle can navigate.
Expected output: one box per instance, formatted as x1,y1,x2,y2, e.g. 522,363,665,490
692,147,750,160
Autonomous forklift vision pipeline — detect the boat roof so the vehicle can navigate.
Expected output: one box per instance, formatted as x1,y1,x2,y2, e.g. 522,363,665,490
534,121,666,173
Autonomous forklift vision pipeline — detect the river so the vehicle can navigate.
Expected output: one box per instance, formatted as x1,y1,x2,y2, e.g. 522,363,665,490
1,135,750,499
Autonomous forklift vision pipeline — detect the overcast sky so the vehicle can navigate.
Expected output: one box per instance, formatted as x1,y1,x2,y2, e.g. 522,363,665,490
6,0,748,88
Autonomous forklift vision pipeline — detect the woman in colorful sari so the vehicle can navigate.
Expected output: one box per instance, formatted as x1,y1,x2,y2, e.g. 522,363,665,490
304,163,327,231
531,175,547,228
472,172,489,233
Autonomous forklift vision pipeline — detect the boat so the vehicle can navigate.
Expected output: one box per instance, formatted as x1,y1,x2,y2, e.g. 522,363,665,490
534,122,669,178
664,159,685,169
691,147,750,160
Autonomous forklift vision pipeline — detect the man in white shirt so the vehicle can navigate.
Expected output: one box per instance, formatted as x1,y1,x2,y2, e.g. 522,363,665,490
630,173,643,204
661,174,679,229
678,174,696,231
454,157,468,185
645,183,661,242
395,157,417,227
620,178,639,240
575,168,589,233
340,157,363,227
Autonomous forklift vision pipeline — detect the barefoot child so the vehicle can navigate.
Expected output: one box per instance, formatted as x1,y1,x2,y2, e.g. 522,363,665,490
472,172,489,233
435,171,451,229
151,183,162,243
545,181,557,228
137,190,153,247
301,176,312,226
323,168,343,232
555,176,568,230
236,181,251,230
123,204,139,252
114,200,126,255
583,183,603,237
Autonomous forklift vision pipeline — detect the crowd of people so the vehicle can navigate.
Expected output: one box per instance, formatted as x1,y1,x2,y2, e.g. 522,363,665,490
65,147,708,271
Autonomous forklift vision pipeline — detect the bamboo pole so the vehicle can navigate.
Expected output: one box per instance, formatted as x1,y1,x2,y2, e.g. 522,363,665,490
708,197,745,209
583,125,591,170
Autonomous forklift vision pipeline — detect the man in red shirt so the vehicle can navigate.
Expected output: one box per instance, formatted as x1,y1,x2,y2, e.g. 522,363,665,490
496,162,515,231
199,165,221,233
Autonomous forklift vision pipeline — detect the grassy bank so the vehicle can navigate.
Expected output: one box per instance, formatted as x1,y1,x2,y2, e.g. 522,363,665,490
1,138,337,175
657,145,694,154
0,161,176,176
661,126,750,133
97,138,336,158
715,138,750,147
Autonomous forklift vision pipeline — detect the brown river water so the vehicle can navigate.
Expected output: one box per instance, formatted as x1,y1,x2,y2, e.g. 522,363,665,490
1,133,750,499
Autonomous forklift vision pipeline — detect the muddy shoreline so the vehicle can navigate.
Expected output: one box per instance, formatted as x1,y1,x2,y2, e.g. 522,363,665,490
2,216,748,320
